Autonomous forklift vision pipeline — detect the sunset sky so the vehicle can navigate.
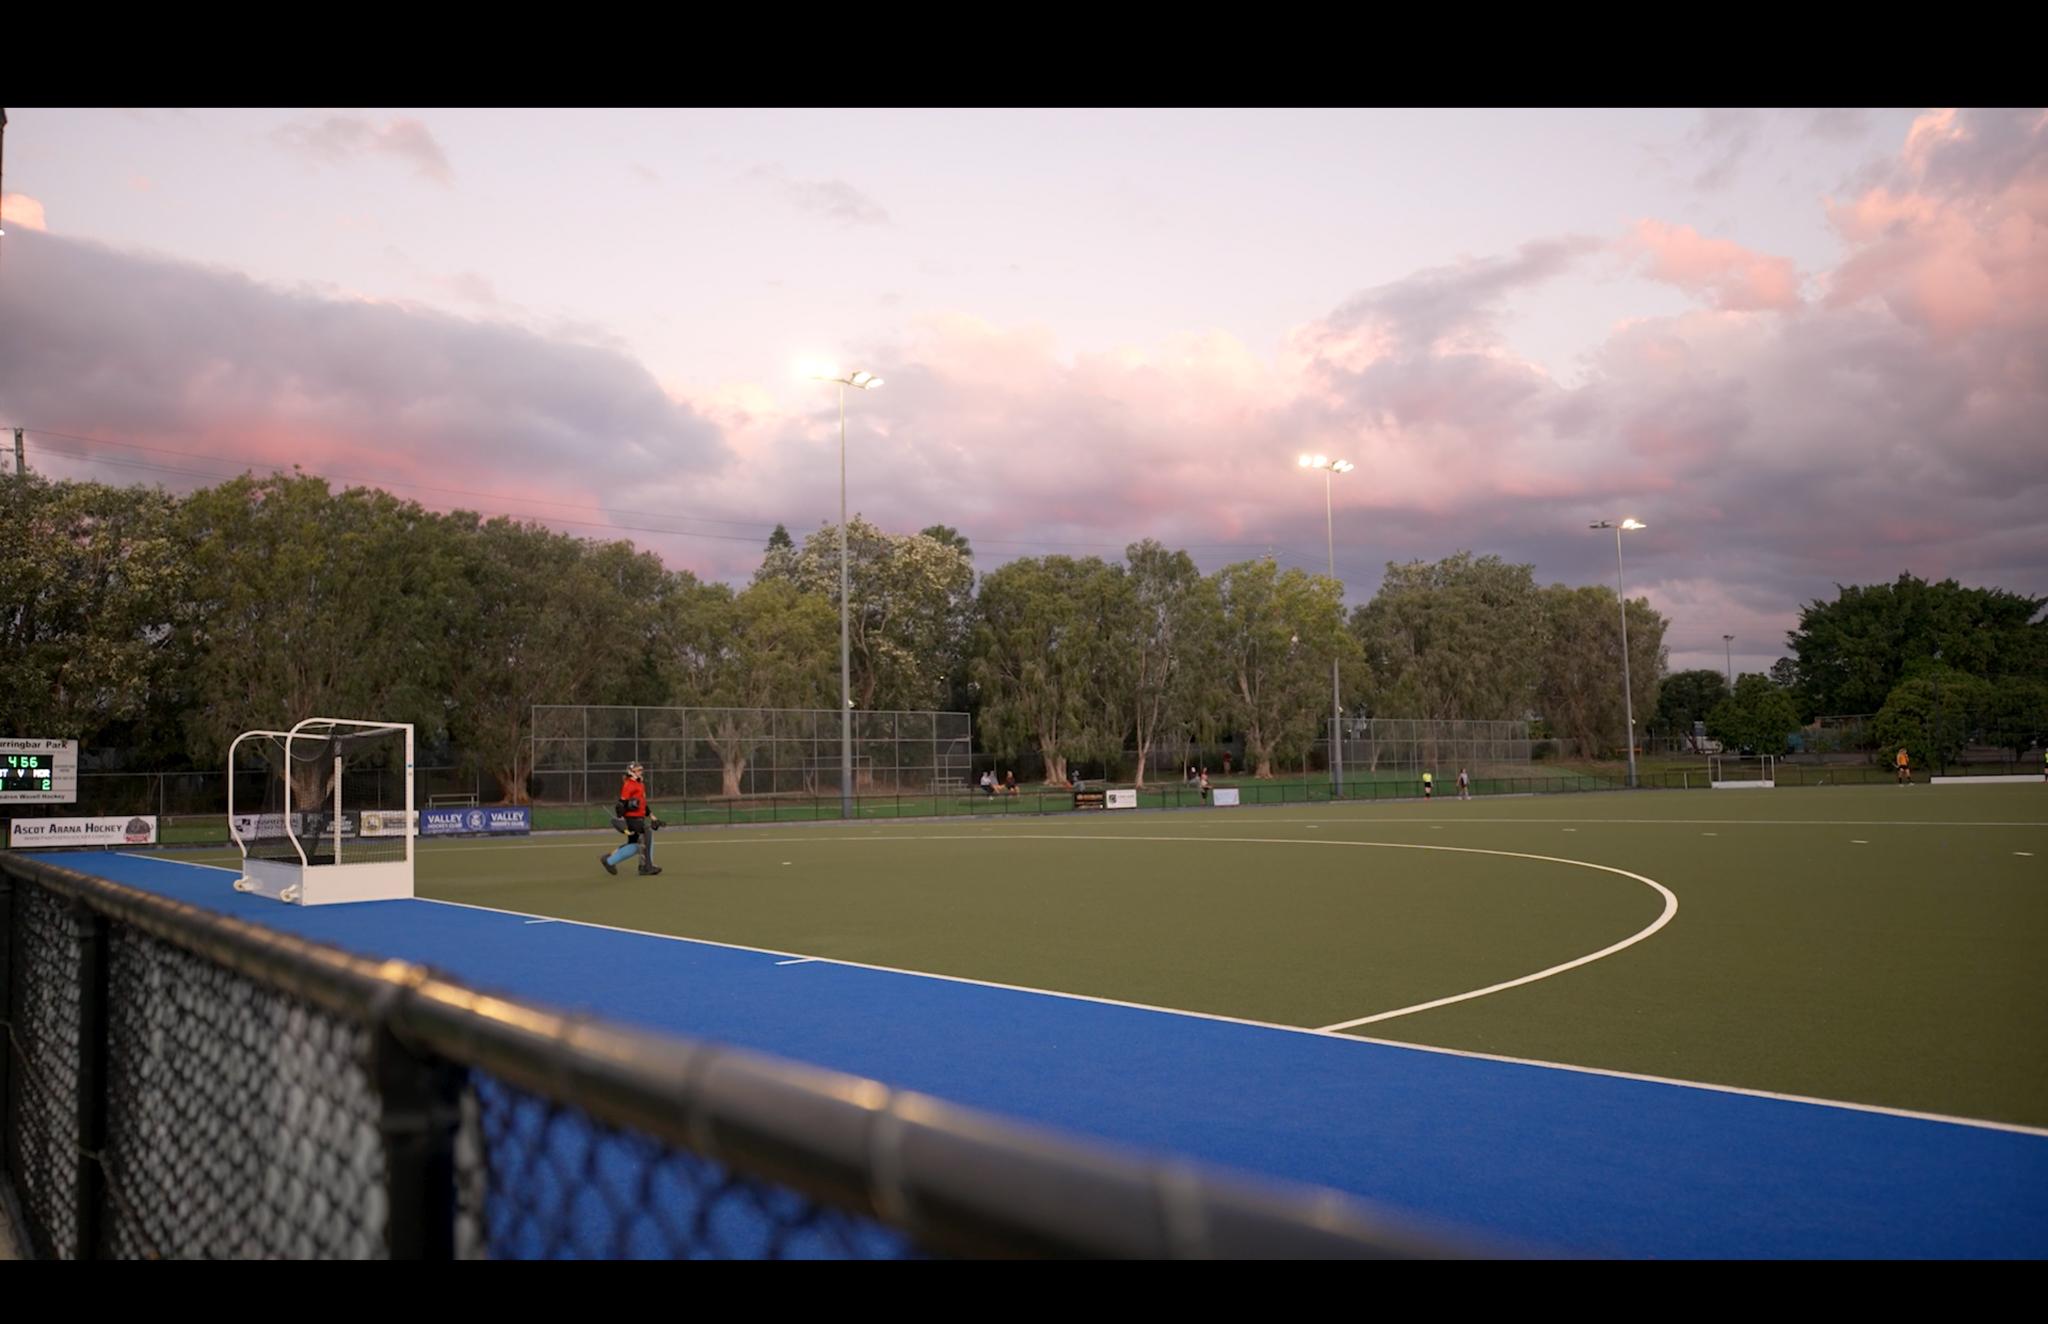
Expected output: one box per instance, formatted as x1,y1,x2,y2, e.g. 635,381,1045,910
2,107,2043,675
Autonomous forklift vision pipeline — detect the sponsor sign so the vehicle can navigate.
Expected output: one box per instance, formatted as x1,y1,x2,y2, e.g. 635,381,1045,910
422,806,531,836
1212,788,1241,807
480,806,531,835
1072,790,1107,810
10,815,158,848
0,738,79,804
231,812,300,839
1106,788,1137,810
360,811,419,837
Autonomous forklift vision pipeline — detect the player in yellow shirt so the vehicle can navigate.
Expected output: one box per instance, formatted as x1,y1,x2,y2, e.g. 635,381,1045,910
1422,770,1434,800
1895,747,1910,786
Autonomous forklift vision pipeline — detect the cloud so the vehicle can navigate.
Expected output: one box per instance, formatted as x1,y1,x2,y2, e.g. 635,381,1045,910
2,109,2042,672
273,115,455,185
1805,108,1870,141
2,193,48,232
1689,108,1763,191
0,231,725,525
1823,107,2048,337
747,166,890,226
1628,220,1803,311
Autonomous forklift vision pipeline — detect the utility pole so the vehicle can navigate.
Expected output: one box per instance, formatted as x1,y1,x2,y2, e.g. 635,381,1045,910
13,428,22,478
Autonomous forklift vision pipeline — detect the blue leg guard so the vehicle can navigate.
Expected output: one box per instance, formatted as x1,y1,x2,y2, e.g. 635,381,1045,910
605,842,640,868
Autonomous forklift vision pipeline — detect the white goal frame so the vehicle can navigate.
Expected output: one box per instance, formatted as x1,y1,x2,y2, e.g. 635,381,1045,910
229,717,415,905
1709,754,1775,789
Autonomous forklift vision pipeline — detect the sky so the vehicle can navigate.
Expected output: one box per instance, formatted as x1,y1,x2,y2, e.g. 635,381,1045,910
2,106,2044,677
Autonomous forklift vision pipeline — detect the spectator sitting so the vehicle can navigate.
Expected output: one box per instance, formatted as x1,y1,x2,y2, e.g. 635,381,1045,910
979,769,996,798
1004,770,1019,795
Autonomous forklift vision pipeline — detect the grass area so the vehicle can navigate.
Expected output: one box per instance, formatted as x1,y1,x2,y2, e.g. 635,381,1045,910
158,782,2048,1128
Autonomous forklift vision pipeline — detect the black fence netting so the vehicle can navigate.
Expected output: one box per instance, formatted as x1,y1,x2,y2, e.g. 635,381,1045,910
0,852,1486,1260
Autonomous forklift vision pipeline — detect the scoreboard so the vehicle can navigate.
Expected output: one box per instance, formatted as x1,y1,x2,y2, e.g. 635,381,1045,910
0,739,78,803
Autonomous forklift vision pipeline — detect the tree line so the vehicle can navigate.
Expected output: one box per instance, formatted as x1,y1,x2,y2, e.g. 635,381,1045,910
13,471,2033,797
1651,574,2048,765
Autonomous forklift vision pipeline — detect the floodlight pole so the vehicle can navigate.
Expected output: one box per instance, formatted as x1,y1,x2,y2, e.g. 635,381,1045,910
838,380,852,821
814,369,881,821
1593,520,1642,789
1723,634,1734,691
1300,455,1352,796
1323,468,1342,797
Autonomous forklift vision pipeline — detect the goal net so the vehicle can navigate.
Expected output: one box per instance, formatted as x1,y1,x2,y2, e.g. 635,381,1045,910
229,718,415,905
1709,754,1776,789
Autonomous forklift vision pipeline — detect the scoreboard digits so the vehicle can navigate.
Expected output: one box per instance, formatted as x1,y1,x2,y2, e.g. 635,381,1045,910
0,740,77,803
3,753,58,792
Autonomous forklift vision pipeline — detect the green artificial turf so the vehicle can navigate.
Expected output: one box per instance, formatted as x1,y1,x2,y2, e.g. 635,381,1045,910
156,783,2048,1128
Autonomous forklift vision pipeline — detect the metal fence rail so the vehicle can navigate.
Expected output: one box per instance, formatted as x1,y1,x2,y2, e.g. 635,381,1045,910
0,852,1481,1259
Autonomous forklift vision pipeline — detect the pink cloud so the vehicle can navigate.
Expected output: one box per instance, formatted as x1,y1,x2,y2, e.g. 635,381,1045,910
1822,107,2048,338
2,193,48,232
1629,219,1803,311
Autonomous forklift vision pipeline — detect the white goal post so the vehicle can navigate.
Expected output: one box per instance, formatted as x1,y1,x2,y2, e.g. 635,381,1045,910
1709,754,1775,789
229,717,415,905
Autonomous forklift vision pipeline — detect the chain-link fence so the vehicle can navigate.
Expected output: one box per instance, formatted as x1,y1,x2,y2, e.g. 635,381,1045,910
1329,718,1533,776
531,706,975,803
1,851,1479,1259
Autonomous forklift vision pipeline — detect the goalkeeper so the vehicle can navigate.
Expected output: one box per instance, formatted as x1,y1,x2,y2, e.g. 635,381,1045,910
600,762,664,876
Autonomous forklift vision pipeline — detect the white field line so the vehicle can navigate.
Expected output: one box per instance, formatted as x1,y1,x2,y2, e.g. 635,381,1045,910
410,890,2048,1140
387,815,2048,853
775,957,820,966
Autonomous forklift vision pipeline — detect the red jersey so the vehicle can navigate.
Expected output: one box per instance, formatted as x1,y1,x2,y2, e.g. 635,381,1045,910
620,776,648,818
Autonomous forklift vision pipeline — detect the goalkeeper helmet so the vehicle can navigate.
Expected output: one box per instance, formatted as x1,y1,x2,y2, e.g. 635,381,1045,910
627,762,644,778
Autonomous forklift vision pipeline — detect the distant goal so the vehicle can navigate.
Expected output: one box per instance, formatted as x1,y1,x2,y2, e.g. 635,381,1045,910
1709,755,1775,789
228,718,415,905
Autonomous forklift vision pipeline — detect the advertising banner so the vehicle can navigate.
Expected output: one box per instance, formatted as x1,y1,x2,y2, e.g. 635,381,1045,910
10,815,158,848
1106,789,1137,809
421,806,531,836
1212,788,1241,807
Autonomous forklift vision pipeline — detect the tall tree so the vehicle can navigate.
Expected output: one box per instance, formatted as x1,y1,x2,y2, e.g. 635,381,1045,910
659,578,838,795
0,475,190,752
1871,669,1995,771
1534,585,1669,758
1706,674,1804,756
440,515,673,803
1653,669,1730,748
1789,574,2048,716
1122,540,1219,787
1214,559,1356,778
970,556,1129,784
175,473,456,804
1350,552,1545,722
755,517,975,712
919,524,974,560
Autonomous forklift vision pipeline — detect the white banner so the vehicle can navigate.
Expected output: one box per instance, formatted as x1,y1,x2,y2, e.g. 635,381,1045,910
231,812,302,839
360,810,418,836
1106,788,1137,809
1213,788,1241,807
10,815,158,848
